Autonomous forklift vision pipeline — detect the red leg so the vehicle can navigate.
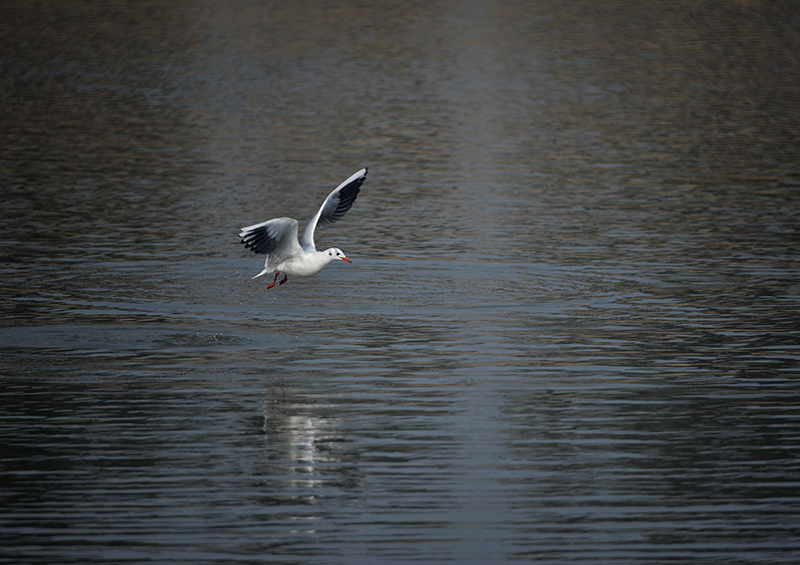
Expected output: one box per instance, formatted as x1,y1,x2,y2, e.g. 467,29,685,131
279,274,288,285
267,272,280,289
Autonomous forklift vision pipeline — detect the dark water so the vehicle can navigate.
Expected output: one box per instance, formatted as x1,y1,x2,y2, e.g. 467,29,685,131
2,0,800,562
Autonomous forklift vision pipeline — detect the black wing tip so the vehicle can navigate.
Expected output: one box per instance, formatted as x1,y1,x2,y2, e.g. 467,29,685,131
350,167,367,181
240,238,262,255
238,225,274,255
350,167,368,185
338,169,367,198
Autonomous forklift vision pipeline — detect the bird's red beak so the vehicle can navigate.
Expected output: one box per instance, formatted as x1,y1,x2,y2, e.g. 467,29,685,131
342,257,352,263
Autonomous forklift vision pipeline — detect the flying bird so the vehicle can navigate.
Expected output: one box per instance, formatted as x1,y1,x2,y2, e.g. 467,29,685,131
239,168,367,288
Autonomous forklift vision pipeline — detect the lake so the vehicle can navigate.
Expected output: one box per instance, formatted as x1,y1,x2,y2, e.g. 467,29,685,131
2,0,799,562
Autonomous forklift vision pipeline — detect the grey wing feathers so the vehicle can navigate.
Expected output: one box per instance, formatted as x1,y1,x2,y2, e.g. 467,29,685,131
239,218,295,255
317,168,367,228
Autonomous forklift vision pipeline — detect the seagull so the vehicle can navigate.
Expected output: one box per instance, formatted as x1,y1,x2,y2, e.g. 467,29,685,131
238,168,367,288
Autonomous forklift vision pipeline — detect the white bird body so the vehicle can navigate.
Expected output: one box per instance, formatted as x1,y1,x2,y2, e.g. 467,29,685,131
239,168,367,288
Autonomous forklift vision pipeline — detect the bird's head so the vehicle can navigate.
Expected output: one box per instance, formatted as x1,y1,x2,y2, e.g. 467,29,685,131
326,248,352,263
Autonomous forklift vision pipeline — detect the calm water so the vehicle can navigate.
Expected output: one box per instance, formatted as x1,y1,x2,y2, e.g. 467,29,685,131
2,0,800,563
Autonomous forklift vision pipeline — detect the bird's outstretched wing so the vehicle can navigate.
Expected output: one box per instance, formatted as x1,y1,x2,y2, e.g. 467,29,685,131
239,217,300,256
301,168,367,251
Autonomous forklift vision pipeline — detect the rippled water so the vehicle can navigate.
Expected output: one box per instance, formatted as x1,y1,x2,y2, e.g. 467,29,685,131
2,0,800,563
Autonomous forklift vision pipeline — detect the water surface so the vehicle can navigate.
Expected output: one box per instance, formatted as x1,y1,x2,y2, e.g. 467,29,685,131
2,1,799,563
